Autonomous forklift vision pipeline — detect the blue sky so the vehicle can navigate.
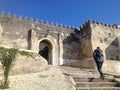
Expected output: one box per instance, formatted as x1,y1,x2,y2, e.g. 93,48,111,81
0,0,120,27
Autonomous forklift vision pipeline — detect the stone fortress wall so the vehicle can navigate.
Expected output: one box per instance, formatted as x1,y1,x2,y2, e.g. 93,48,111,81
80,20,120,74
0,11,120,74
0,12,81,66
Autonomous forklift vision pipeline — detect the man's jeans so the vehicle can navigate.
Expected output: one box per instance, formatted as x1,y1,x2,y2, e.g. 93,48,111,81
95,61,104,77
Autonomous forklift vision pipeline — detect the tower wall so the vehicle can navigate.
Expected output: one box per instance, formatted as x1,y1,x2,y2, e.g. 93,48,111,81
90,20,120,74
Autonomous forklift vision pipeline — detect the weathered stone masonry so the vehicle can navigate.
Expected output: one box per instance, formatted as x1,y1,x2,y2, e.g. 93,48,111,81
0,12,120,74
0,12,80,66
80,20,120,74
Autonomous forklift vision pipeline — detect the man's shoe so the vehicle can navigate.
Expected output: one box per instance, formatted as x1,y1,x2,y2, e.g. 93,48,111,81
102,76,105,80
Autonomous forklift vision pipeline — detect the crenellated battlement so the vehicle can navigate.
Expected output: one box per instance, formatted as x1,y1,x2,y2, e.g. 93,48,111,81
0,12,76,31
1,11,120,31
80,19,120,30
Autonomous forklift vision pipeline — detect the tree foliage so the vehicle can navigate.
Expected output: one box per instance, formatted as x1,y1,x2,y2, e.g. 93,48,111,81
0,47,18,89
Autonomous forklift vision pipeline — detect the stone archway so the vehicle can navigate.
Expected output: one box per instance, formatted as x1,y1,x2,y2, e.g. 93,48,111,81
39,40,53,64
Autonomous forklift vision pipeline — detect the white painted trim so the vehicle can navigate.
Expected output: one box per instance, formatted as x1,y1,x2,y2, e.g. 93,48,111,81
60,59,79,65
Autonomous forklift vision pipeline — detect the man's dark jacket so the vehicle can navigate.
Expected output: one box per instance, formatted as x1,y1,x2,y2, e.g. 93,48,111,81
93,50,104,63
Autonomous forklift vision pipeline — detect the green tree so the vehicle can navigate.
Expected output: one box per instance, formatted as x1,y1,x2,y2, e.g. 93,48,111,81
0,47,18,89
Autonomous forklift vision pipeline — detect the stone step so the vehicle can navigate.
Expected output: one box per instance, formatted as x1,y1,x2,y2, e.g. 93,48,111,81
76,82,118,87
60,66,96,73
66,69,93,72
71,74,99,78
76,87,120,90
67,71,90,74
63,71,91,75
73,77,113,82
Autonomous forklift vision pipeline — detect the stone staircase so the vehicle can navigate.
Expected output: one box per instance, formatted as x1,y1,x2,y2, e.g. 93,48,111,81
74,76,120,90
60,66,120,90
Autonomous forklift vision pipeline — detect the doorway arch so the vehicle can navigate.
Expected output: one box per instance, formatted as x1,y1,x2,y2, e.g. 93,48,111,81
39,39,53,64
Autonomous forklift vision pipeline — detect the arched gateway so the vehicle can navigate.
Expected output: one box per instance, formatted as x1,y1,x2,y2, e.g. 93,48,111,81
38,37,56,65
39,40,53,64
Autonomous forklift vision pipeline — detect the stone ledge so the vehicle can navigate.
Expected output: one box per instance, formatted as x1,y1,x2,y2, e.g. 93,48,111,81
63,59,96,69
